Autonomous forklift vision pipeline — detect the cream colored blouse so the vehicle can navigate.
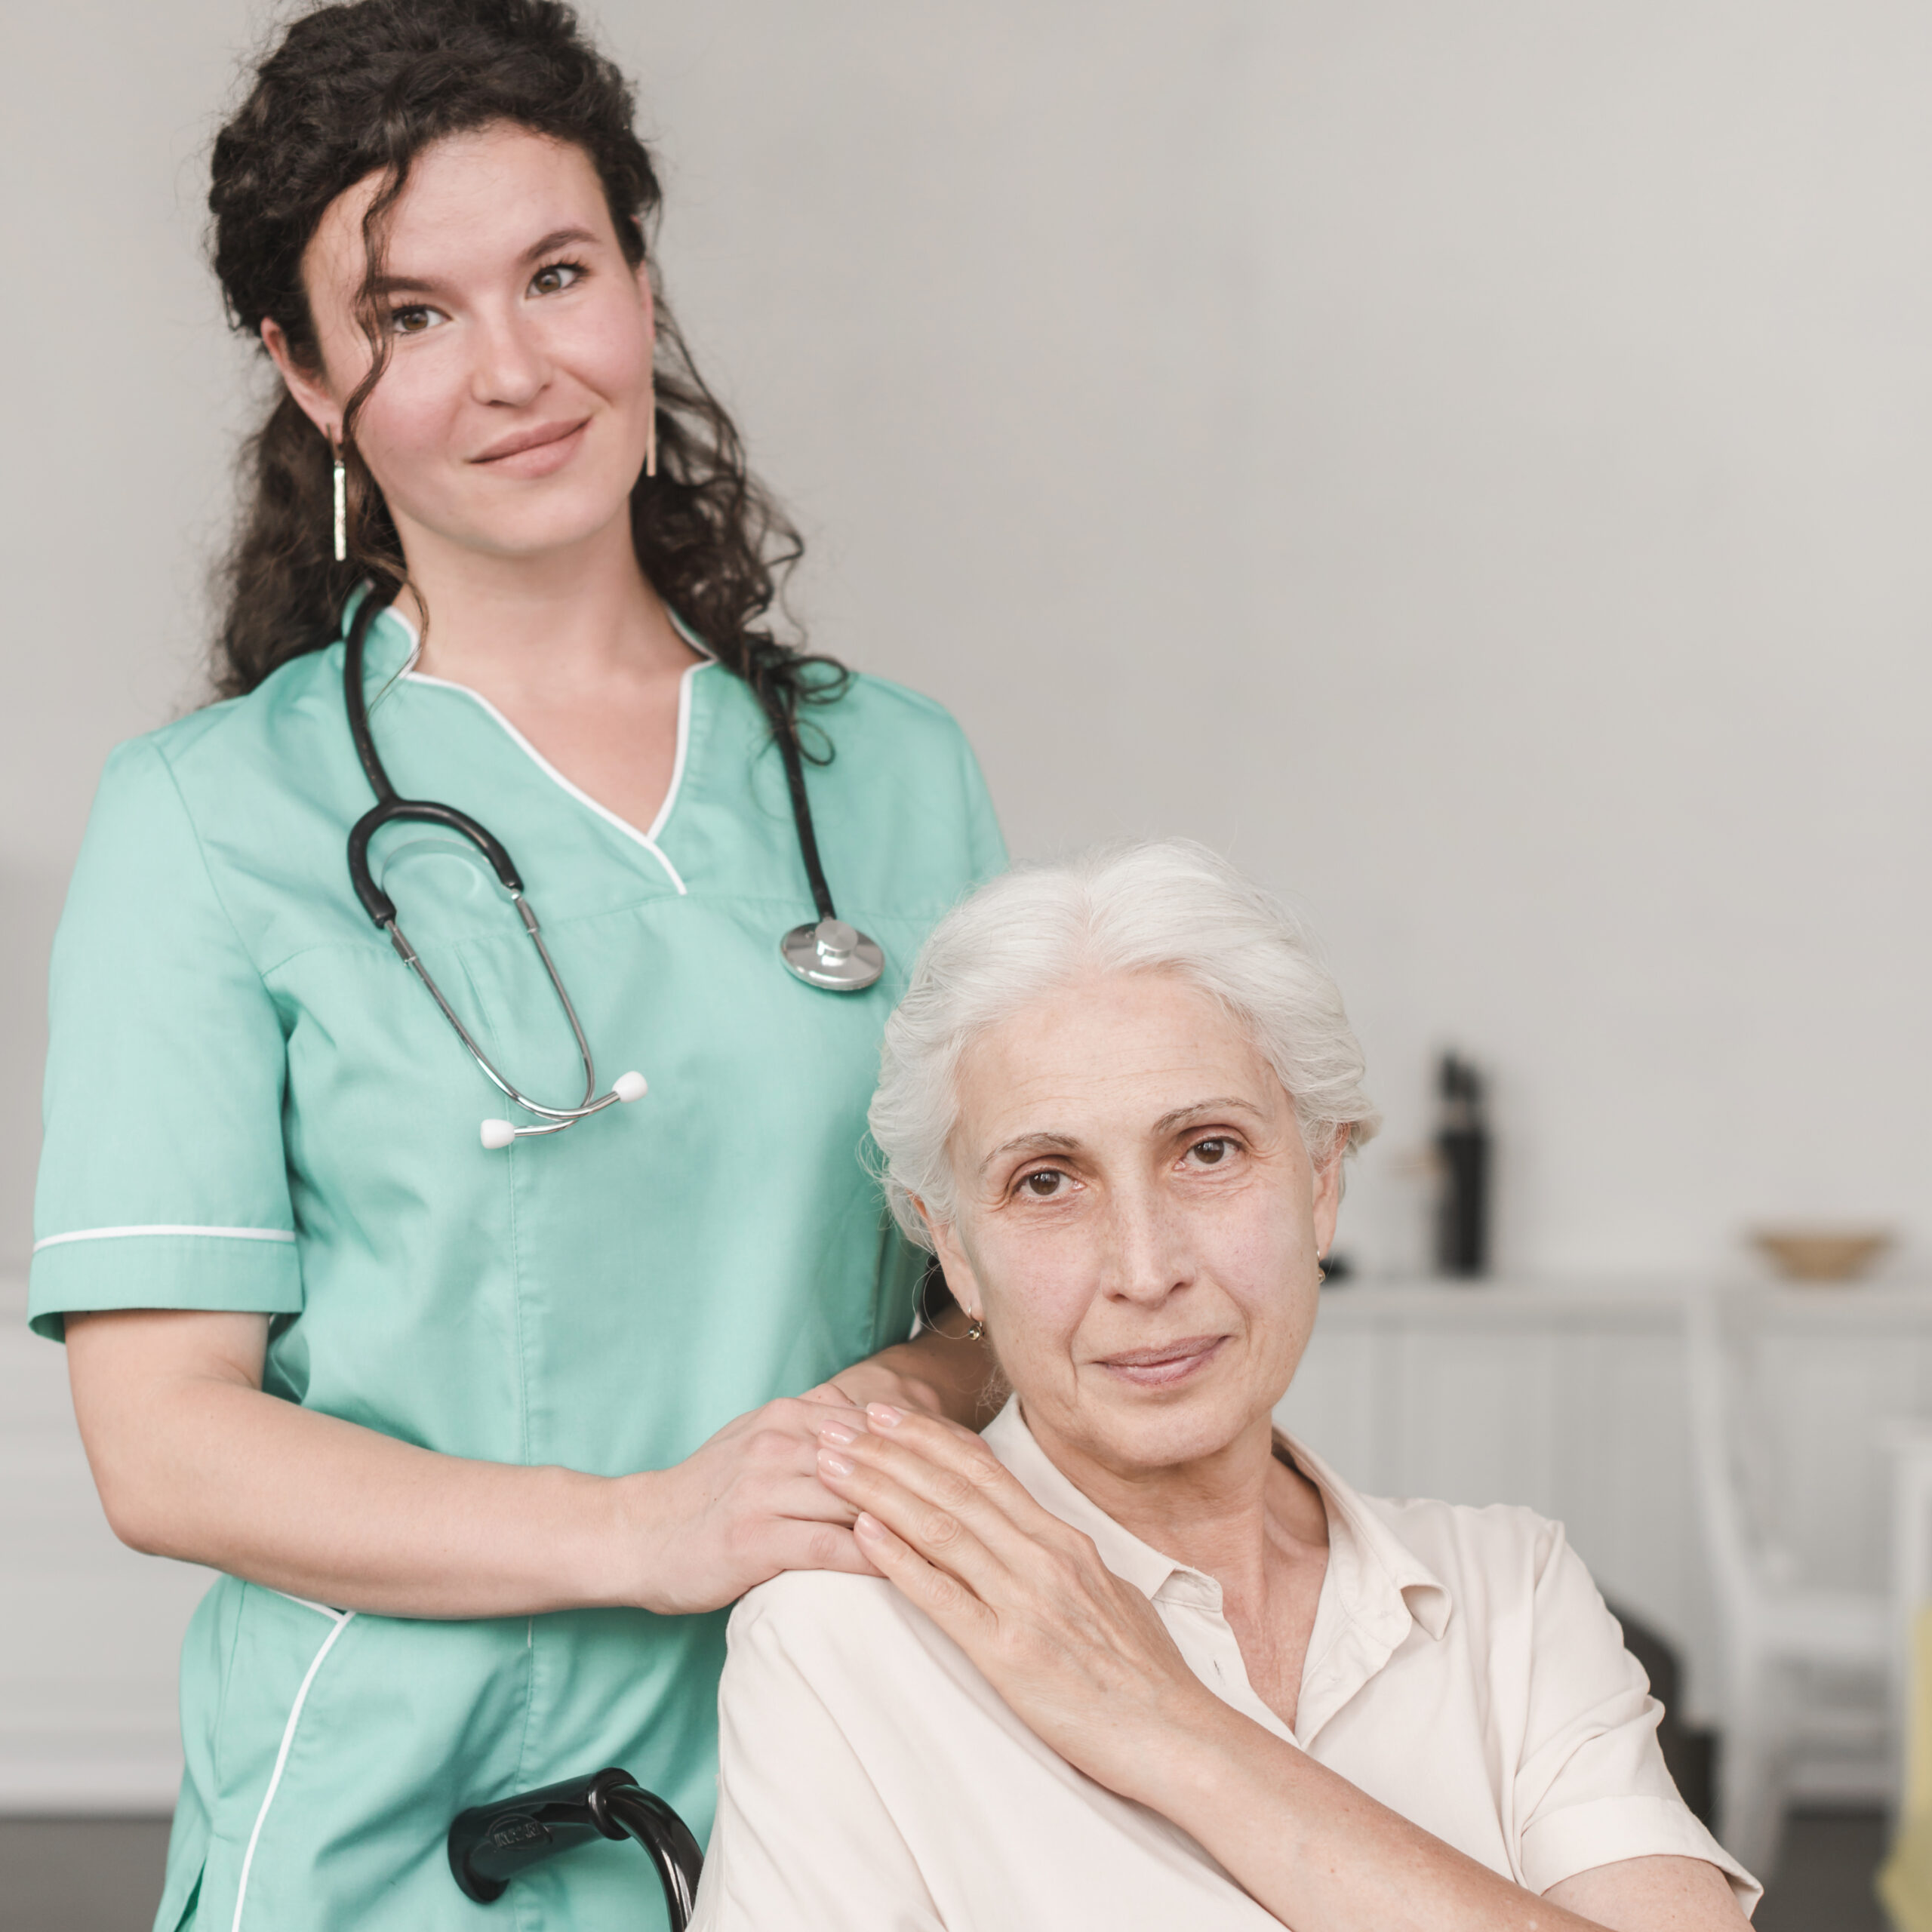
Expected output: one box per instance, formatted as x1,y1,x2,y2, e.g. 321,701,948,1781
691,1400,1758,1930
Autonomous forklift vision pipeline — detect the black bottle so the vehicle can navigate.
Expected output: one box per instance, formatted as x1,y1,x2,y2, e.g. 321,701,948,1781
1434,1052,1490,1278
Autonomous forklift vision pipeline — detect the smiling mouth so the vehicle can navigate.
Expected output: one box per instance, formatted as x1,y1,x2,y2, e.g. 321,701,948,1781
1094,1334,1227,1388
471,417,590,464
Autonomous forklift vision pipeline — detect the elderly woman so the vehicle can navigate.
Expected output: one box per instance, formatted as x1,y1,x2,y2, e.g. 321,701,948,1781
689,842,1757,1931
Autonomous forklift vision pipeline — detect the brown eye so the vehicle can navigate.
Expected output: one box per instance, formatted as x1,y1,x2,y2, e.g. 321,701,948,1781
531,261,583,296
1192,1138,1231,1164
392,306,432,334
1022,1171,1063,1198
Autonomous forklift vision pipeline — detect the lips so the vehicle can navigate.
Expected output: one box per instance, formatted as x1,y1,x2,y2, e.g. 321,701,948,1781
1094,1334,1226,1388
471,417,590,464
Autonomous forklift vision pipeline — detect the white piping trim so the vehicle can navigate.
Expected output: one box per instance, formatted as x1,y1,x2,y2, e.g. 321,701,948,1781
266,1588,348,1621
379,601,702,894
230,1608,356,1932
32,1224,297,1253
647,645,709,845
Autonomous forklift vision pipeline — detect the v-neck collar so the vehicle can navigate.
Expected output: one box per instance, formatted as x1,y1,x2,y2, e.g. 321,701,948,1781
368,601,709,896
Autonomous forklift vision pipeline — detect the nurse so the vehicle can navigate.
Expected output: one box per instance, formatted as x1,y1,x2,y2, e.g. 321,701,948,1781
32,3,1001,1927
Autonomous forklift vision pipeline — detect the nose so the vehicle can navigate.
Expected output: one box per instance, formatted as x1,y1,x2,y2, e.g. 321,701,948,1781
1100,1180,1193,1307
468,305,549,408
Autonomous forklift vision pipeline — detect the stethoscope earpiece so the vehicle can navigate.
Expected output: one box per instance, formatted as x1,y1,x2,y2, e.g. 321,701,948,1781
481,1071,645,1149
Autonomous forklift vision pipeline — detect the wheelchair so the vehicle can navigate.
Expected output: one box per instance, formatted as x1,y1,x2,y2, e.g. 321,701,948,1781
448,1766,703,1928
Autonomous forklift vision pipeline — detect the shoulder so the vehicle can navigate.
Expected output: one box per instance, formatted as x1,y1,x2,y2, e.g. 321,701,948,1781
1291,1434,1568,1604
1367,1491,1566,1579
829,669,964,729
81,650,352,884
726,1567,918,1664
723,1567,984,1705
1324,1458,1580,1632
96,649,341,809
797,669,979,765
1352,1488,1620,1670
726,666,1005,893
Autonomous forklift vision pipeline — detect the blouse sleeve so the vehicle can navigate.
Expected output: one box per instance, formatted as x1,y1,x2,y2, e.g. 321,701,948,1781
691,1587,945,1932
1512,1520,1759,1909
29,737,301,1341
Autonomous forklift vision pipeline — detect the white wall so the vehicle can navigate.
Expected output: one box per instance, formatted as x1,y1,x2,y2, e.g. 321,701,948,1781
5,2,1930,1289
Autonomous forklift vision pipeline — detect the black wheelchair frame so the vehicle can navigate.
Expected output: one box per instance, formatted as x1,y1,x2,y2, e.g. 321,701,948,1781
448,1766,703,1927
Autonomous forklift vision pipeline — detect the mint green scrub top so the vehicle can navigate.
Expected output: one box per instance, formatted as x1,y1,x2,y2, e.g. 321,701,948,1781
29,605,1004,1932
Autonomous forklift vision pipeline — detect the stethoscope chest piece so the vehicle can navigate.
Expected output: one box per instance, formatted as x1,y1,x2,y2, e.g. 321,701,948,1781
780,917,884,992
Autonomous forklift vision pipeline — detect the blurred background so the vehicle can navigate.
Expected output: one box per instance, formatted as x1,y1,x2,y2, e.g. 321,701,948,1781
4,2,1930,1927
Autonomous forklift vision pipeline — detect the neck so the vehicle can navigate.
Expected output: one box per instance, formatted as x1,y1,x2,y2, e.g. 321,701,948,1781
392,506,694,695
1027,1407,1327,1611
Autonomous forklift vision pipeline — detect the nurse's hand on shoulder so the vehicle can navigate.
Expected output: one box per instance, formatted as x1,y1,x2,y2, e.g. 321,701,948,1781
812,1358,949,1422
622,1344,979,1617
621,1389,888,1616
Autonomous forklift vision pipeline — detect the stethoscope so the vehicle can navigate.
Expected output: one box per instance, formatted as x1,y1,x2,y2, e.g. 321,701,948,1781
340,594,884,1150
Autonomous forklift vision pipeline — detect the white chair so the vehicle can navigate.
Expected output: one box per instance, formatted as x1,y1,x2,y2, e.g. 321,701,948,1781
1684,1293,1889,1879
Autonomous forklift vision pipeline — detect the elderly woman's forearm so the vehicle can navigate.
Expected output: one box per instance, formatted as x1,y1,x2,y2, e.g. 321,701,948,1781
1155,1705,1614,1932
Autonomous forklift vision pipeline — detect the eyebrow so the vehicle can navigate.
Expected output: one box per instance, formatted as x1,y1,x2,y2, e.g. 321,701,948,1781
977,1131,1080,1179
1151,1097,1268,1136
976,1099,1266,1179
368,226,604,300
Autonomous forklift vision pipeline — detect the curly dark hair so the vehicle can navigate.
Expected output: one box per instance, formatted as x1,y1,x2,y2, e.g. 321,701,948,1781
207,0,839,719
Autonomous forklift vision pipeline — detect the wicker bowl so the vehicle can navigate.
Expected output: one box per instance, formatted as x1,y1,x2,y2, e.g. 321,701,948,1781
1749,1227,1894,1284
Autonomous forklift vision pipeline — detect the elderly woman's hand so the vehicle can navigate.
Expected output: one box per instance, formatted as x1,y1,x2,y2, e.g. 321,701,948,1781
813,1401,1232,1807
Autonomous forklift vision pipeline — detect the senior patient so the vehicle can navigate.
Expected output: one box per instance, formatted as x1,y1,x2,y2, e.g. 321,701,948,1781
691,842,1758,1932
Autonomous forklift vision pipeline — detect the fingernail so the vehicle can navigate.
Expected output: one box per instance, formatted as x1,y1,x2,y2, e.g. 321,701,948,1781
854,1511,883,1538
817,1449,854,1477
818,1420,857,1446
866,1403,903,1428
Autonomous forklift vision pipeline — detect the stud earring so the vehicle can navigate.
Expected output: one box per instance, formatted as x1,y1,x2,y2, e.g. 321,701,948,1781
964,1315,985,1342
331,435,347,563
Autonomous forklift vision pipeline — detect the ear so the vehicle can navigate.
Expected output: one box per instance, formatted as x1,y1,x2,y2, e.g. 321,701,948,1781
1311,1130,1349,1260
915,1199,985,1325
261,318,342,444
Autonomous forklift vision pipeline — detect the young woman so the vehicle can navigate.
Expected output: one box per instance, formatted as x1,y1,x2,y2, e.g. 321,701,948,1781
32,4,1001,1926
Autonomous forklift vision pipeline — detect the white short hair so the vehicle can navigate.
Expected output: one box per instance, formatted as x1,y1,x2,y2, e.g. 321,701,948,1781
869,839,1382,1247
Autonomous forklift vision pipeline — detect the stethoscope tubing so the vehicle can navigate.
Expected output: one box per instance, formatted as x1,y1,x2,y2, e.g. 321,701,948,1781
340,592,878,1146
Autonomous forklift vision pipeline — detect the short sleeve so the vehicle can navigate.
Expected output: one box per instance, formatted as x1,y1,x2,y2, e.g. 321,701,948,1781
29,737,301,1341
1514,1522,1759,1909
691,1589,943,1932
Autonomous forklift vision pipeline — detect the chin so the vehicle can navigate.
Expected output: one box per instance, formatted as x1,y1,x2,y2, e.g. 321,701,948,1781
458,486,636,558
1083,1385,1259,1472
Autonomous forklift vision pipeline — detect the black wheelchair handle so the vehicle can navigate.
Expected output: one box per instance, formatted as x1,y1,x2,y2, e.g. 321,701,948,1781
448,1765,703,1928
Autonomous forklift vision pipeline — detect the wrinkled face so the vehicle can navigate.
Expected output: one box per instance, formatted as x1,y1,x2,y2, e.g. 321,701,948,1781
927,971,1344,1477
272,122,655,565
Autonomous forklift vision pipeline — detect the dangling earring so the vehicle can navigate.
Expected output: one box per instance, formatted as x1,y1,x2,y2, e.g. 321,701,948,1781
331,434,348,563
964,1315,986,1342
645,384,657,480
